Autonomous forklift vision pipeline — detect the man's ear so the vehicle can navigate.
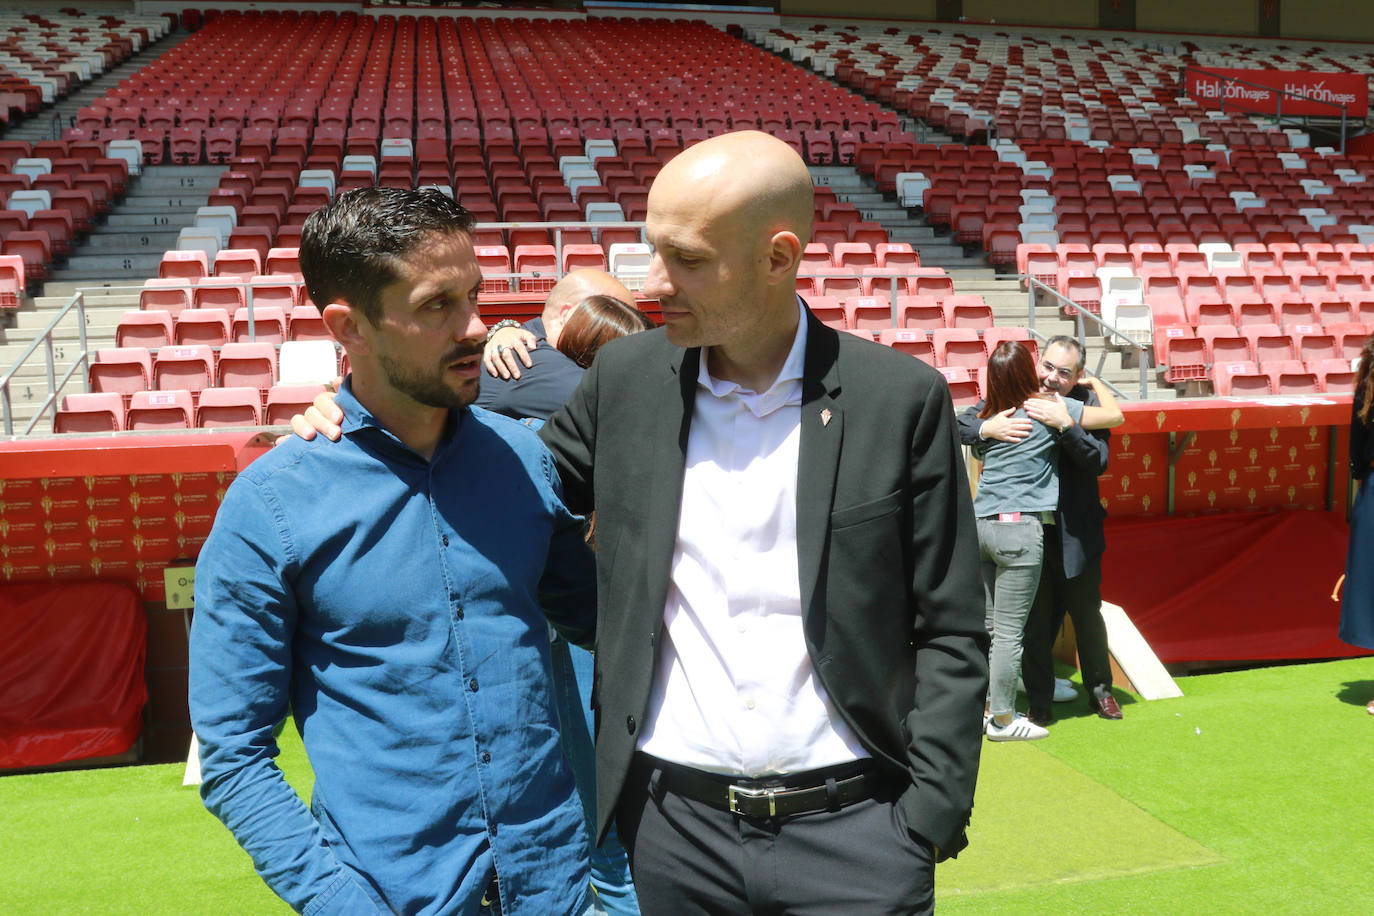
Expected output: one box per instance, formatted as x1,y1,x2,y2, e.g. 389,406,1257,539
322,302,369,354
766,230,803,286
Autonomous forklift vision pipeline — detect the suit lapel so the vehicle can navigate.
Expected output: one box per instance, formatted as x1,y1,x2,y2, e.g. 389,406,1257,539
796,312,843,621
642,345,698,618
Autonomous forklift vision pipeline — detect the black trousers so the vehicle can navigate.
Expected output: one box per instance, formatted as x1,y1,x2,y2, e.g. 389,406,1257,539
1022,530,1114,707
616,755,935,916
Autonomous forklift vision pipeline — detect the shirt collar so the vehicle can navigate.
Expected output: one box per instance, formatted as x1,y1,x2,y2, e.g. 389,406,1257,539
336,376,461,460
696,298,808,417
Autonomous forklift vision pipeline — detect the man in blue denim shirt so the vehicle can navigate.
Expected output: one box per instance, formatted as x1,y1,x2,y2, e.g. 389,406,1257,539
190,188,597,915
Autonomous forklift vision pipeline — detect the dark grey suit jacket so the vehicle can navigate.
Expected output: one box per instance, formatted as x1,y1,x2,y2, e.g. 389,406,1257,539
957,384,1109,578
539,309,989,858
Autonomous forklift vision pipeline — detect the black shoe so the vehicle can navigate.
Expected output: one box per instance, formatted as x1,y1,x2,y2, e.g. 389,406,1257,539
1027,706,1053,727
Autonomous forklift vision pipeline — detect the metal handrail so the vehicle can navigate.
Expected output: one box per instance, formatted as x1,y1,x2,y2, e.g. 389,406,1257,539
0,291,89,436
1022,276,1151,400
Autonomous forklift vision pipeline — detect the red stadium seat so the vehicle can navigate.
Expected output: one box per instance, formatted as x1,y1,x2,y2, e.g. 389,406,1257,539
54,392,126,434
115,310,175,349
196,387,263,428
1211,361,1271,397
265,384,329,425
218,342,278,391
878,328,936,364
152,346,215,396
932,328,987,371
127,389,194,430
89,347,152,400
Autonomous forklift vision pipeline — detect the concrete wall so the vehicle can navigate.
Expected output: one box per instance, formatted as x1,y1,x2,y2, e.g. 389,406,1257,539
780,1,937,18
1281,0,1374,41
1136,0,1257,35
964,0,1096,28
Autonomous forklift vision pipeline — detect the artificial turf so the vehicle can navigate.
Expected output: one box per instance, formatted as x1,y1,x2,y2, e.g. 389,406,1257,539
1,658,1370,914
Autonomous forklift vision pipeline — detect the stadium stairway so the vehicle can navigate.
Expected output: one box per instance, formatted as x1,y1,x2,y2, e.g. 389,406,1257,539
759,30,1166,397
812,163,1166,398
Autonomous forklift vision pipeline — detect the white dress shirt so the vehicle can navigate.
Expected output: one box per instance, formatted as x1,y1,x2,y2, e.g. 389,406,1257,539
637,302,869,776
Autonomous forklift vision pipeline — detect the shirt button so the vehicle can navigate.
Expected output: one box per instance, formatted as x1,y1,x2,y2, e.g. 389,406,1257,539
488,821,498,835
626,715,636,734
442,535,449,547
469,678,479,692
481,750,491,764
745,698,756,710
736,622,746,633
455,604,464,620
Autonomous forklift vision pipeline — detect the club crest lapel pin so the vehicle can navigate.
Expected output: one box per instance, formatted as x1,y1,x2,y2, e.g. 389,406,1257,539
820,408,833,427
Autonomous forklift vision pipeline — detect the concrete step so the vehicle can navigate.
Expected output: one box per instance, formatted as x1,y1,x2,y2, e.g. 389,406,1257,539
79,231,183,252
37,284,143,301
50,253,163,276
112,195,212,214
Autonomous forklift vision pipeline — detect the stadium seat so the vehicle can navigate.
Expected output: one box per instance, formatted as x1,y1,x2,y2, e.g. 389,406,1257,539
265,247,302,279
806,296,847,330
115,310,174,349
127,389,194,430
218,342,278,391
139,278,193,317
878,328,936,364
982,327,1038,364
932,328,987,371
279,340,339,385
174,307,233,347
152,346,215,395
1211,361,1271,397
265,384,329,425
54,392,126,434
89,348,152,399
289,304,330,341
196,386,264,428
845,297,893,331
213,248,263,280
0,254,25,309
232,304,288,346
1199,326,1252,364
158,250,209,281
192,279,246,315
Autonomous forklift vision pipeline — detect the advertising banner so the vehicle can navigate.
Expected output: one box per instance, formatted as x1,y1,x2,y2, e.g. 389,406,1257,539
1184,67,1368,118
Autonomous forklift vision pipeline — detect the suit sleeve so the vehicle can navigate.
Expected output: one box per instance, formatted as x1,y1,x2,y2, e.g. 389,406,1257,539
1057,391,1109,475
537,448,598,649
902,378,990,859
538,355,599,517
955,400,985,446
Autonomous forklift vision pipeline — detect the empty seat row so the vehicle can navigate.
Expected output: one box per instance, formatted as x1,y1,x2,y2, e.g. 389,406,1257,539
54,385,326,433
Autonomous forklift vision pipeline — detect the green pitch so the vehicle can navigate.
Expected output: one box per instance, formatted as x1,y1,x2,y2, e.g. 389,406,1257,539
1,657,1370,913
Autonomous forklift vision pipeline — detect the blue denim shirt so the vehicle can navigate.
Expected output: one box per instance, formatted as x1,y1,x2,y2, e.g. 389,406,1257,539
190,380,596,915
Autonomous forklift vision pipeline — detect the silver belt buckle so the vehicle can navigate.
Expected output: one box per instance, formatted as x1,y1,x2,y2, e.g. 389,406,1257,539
727,783,777,817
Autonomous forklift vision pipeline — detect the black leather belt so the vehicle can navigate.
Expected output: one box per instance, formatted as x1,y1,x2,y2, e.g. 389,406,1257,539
647,756,880,819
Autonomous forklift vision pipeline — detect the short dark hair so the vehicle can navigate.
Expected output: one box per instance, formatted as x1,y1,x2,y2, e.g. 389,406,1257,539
299,187,475,325
1044,335,1085,372
555,295,654,369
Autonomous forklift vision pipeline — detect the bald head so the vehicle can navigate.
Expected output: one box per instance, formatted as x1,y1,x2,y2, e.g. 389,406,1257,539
650,131,814,249
543,269,634,322
542,268,635,346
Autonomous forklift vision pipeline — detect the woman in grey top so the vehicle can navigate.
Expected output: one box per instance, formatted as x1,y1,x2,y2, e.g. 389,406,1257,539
972,341,1123,741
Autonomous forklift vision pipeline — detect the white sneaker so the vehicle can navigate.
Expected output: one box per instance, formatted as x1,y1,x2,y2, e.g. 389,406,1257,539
1053,677,1079,703
986,715,1050,742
